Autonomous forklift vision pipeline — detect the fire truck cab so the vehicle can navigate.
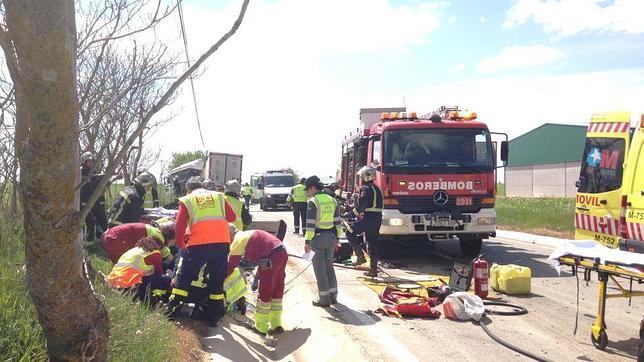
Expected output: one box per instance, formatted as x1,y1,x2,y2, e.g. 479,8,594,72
340,107,508,256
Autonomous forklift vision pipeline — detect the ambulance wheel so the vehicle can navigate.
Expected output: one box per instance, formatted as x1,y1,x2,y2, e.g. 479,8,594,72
459,237,482,257
591,330,608,350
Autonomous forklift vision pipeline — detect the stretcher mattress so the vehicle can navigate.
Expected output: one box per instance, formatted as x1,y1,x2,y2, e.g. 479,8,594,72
548,240,644,274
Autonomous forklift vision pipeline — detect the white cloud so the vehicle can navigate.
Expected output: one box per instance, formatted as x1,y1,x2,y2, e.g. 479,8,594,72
450,63,466,72
479,16,487,23
404,68,644,140
504,0,644,36
448,15,457,24
150,0,443,179
476,45,565,72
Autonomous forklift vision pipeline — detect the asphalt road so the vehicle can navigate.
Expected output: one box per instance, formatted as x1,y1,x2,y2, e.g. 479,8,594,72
204,207,642,361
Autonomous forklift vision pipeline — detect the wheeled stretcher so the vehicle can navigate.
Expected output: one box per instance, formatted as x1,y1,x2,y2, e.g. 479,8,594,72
549,241,644,350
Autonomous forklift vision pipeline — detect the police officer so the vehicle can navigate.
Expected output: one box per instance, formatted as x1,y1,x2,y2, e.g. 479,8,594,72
80,152,108,242
241,183,253,207
347,166,383,277
287,178,308,235
304,175,342,307
107,172,156,227
222,180,252,231
167,177,237,326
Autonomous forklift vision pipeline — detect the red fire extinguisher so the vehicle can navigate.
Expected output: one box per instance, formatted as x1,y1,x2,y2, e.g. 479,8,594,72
472,255,489,299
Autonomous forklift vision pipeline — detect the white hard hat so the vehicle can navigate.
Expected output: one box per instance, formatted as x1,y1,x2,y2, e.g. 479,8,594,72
357,166,377,182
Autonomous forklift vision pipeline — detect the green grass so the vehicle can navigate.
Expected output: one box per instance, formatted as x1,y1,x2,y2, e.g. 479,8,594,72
0,213,182,361
496,197,575,238
496,182,505,197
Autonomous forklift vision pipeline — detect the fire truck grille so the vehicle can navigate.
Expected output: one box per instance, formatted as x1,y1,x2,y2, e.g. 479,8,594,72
396,196,484,214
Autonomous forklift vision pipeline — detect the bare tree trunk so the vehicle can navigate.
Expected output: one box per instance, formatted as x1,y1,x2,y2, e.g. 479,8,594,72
2,0,109,360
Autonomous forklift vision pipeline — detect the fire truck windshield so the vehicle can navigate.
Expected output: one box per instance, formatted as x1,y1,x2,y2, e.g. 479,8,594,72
383,128,494,173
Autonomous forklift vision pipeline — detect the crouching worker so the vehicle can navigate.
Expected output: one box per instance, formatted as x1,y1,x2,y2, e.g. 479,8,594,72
101,222,175,266
228,224,288,335
106,236,171,304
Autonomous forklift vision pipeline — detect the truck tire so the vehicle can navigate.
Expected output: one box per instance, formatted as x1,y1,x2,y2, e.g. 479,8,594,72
260,199,266,211
459,237,483,257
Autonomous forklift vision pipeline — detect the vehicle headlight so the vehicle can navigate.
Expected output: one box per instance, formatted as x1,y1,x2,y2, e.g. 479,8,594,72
476,217,496,225
386,217,405,226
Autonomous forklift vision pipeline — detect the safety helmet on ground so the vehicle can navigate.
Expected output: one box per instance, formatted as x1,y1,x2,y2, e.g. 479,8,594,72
81,151,95,164
225,179,241,194
135,172,157,188
357,166,377,182
304,175,323,190
185,176,203,192
300,177,306,184
202,179,216,191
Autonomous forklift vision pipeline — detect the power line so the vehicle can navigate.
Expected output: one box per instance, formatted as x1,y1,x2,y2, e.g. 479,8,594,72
177,1,206,148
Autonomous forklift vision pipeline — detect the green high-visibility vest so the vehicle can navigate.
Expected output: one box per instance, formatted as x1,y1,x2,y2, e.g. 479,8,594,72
226,195,244,231
291,184,308,203
312,193,336,230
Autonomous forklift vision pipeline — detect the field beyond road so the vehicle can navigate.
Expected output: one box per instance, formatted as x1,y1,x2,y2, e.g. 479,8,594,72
496,197,575,239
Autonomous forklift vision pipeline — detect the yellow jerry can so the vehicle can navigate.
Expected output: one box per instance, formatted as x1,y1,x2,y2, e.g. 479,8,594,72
489,264,531,295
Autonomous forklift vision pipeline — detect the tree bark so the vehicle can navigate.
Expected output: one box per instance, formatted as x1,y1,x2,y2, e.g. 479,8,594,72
2,0,109,360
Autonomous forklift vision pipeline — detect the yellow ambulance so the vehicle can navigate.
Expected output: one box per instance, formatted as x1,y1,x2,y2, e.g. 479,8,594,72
574,112,643,250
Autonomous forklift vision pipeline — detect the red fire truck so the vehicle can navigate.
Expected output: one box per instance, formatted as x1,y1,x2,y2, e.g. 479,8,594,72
340,107,509,256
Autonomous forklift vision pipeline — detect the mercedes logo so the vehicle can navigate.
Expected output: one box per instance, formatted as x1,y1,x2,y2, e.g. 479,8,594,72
433,190,449,206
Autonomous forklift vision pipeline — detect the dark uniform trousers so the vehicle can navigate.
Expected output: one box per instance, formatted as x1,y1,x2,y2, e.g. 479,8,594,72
348,212,383,272
171,243,230,322
292,202,307,233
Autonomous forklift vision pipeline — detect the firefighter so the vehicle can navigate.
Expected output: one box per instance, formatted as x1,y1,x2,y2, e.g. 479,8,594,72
166,177,237,326
304,175,342,307
347,166,383,277
287,177,308,235
107,172,157,227
80,152,108,243
228,225,288,335
137,169,160,208
223,180,252,231
106,236,172,304
241,183,253,207
101,222,175,264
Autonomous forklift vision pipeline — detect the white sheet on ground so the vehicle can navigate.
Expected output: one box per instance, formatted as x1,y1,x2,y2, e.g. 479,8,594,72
548,240,644,274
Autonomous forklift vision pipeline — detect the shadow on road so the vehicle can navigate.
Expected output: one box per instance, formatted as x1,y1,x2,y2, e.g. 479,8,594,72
319,302,381,326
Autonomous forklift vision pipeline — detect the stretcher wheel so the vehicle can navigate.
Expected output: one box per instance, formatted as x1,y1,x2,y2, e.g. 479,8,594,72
591,330,608,350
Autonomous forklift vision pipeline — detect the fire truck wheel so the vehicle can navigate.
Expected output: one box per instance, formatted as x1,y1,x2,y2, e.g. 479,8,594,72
459,237,482,257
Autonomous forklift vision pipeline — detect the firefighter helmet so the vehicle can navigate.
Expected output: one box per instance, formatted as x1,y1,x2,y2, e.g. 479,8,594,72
81,151,95,164
202,179,216,191
225,180,241,194
357,166,376,182
135,172,157,188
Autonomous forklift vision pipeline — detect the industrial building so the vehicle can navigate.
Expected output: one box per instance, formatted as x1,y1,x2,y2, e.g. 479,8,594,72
505,123,587,197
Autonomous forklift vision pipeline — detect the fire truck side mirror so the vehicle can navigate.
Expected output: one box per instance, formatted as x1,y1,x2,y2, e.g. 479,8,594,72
500,141,509,162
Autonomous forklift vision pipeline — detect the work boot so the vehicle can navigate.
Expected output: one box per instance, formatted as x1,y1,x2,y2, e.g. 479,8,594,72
205,299,225,327
294,228,300,234
364,270,378,278
312,300,331,308
267,326,285,335
352,255,367,266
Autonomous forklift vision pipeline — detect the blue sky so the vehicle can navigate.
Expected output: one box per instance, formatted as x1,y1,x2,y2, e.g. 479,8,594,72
151,0,644,179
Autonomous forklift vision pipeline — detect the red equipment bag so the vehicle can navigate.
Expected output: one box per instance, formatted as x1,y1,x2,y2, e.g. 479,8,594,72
376,286,441,319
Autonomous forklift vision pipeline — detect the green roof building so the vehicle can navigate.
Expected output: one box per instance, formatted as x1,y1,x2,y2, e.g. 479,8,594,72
506,123,586,197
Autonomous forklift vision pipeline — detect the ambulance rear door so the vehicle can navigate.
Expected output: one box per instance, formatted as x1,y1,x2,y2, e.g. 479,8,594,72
574,112,631,247
621,116,644,249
